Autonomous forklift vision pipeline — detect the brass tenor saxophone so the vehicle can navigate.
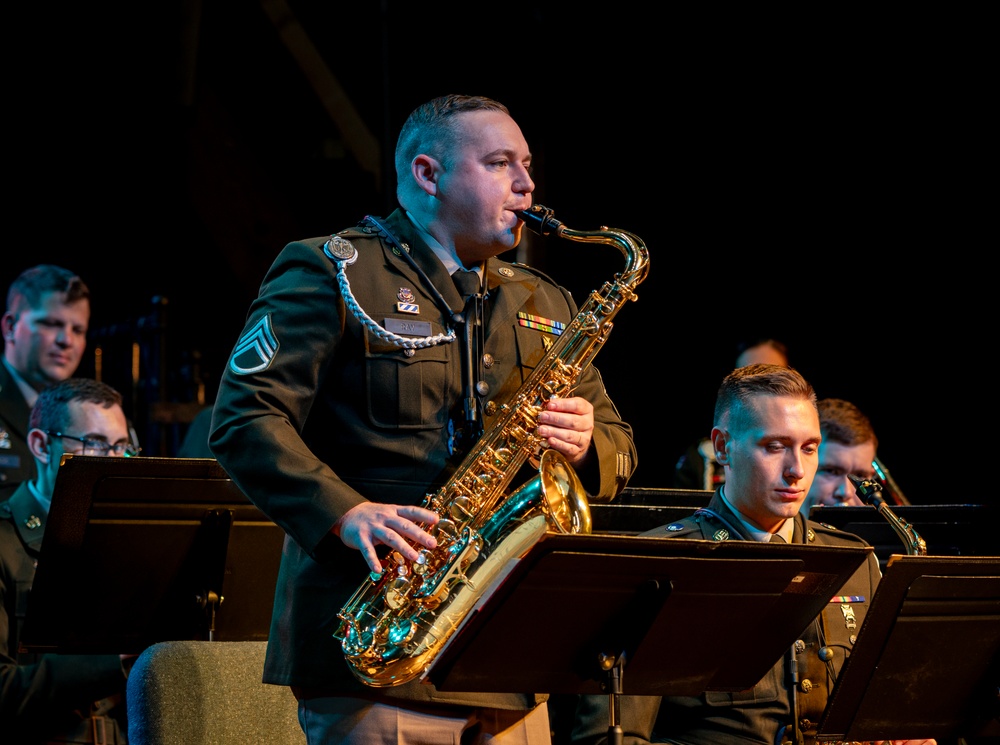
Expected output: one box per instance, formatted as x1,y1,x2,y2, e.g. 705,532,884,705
334,204,649,687
848,474,927,556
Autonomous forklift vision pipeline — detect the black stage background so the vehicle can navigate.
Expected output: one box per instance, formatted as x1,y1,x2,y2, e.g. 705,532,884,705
4,3,987,502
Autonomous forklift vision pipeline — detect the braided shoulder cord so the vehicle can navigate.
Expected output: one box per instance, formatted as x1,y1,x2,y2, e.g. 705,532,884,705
334,262,456,349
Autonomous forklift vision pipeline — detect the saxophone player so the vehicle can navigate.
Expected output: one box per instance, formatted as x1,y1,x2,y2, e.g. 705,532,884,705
209,94,637,745
570,365,934,745
800,398,878,513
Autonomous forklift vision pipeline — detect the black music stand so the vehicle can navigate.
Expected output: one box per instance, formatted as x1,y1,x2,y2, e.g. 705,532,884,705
589,487,713,534
424,532,870,743
810,503,1000,570
21,455,284,655
818,555,1000,743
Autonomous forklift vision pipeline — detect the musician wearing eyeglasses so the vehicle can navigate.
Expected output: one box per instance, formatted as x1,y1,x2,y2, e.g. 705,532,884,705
1,378,137,744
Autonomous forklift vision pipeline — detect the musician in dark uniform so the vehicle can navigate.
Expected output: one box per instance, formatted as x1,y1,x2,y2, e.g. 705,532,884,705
209,94,638,745
1,379,137,744
1,265,90,499
570,365,935,745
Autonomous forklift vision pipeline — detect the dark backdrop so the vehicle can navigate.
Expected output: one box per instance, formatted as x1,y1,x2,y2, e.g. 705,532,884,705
4,3,987,503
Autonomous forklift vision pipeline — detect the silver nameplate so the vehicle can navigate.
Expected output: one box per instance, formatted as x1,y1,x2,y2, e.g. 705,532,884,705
385,318,432,337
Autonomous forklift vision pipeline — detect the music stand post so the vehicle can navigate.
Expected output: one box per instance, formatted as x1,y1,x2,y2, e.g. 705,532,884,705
425,533,872,742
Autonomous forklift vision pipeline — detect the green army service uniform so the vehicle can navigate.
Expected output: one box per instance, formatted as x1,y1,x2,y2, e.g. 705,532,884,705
571,490,880,745
1,484,129,743
210,209,637,708
0,362,35,500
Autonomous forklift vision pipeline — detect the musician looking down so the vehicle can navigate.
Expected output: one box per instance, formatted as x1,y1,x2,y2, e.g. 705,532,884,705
209,93,637,745
570,364,935,745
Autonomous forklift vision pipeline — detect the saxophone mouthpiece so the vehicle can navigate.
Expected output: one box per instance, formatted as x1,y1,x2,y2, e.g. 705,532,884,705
847,474,885,508
517,204,564,237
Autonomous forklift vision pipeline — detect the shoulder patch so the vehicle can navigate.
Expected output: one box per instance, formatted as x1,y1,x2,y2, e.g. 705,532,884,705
229,314,279,375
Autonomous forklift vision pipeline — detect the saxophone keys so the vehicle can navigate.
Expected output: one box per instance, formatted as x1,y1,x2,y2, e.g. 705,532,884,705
434,519,459,544
387,617,416,646
449,495,476,521
412,551,430,576
386,576,412,609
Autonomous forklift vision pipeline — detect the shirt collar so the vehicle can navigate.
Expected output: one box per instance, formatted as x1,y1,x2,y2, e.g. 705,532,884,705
720,487,793,543
26,479,51,519
2,357,39,408
404,211,482,277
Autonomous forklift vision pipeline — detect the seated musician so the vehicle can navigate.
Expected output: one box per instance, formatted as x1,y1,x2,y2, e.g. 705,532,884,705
570,365,935,745
1,378,139,744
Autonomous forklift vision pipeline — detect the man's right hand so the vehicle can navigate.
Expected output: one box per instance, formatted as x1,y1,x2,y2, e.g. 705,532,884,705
333,502,439,574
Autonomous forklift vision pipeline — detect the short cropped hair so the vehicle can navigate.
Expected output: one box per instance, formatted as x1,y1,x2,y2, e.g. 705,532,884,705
29,378,123,433
6,264,90,317
714,363,817,431
734,337,789,367
395,94,510,195
818,398,878,450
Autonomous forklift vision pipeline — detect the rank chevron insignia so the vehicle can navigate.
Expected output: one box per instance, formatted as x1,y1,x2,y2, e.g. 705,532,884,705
229,314,279,374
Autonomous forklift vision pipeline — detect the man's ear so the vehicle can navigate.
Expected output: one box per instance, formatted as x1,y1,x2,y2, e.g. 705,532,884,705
711,427,729,465
411,154,441,197
1,312,14,342
27,429,51,463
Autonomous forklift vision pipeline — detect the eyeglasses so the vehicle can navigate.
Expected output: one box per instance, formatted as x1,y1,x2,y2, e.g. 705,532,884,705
45,431,140,457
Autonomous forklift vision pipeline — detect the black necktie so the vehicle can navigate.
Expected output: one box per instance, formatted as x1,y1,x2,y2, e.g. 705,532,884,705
453,270,484,447
453,269,481,301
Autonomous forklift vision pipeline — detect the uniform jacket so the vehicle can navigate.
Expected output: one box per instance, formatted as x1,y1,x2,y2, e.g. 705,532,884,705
0,362,34,500
571,490,881,745
0,483,128,744
210,210,638,707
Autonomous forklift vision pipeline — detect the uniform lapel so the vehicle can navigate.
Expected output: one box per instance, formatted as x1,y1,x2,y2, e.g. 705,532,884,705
483,260,537,334
379,212,465,313
8,484,46,553
0,363,31,442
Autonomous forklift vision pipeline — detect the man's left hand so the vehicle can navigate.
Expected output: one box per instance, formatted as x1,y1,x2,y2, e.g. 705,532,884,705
537,395,594,467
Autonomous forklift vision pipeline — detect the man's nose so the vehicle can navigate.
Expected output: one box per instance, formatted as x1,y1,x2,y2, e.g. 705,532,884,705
54,325,73,345
787,453,807,479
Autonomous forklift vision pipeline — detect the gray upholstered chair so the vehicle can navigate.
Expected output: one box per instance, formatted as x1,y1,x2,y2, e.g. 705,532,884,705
126,640,304,745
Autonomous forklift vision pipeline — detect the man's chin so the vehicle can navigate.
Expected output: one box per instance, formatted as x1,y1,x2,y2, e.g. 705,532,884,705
45,367,76,383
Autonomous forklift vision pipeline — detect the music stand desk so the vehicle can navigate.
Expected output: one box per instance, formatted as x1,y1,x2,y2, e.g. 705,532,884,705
21,456,283,655
818,554,1000,742
426,532,871,697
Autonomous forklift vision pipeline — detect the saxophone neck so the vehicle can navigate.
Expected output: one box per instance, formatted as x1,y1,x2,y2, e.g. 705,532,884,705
849,475,928,556
517,204,650,289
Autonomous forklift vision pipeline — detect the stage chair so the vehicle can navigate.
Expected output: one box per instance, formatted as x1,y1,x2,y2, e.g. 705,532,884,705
126,640,304,745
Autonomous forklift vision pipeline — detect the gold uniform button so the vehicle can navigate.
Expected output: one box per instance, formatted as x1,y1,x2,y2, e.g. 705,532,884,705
482,353,494,368
484,401,498,416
